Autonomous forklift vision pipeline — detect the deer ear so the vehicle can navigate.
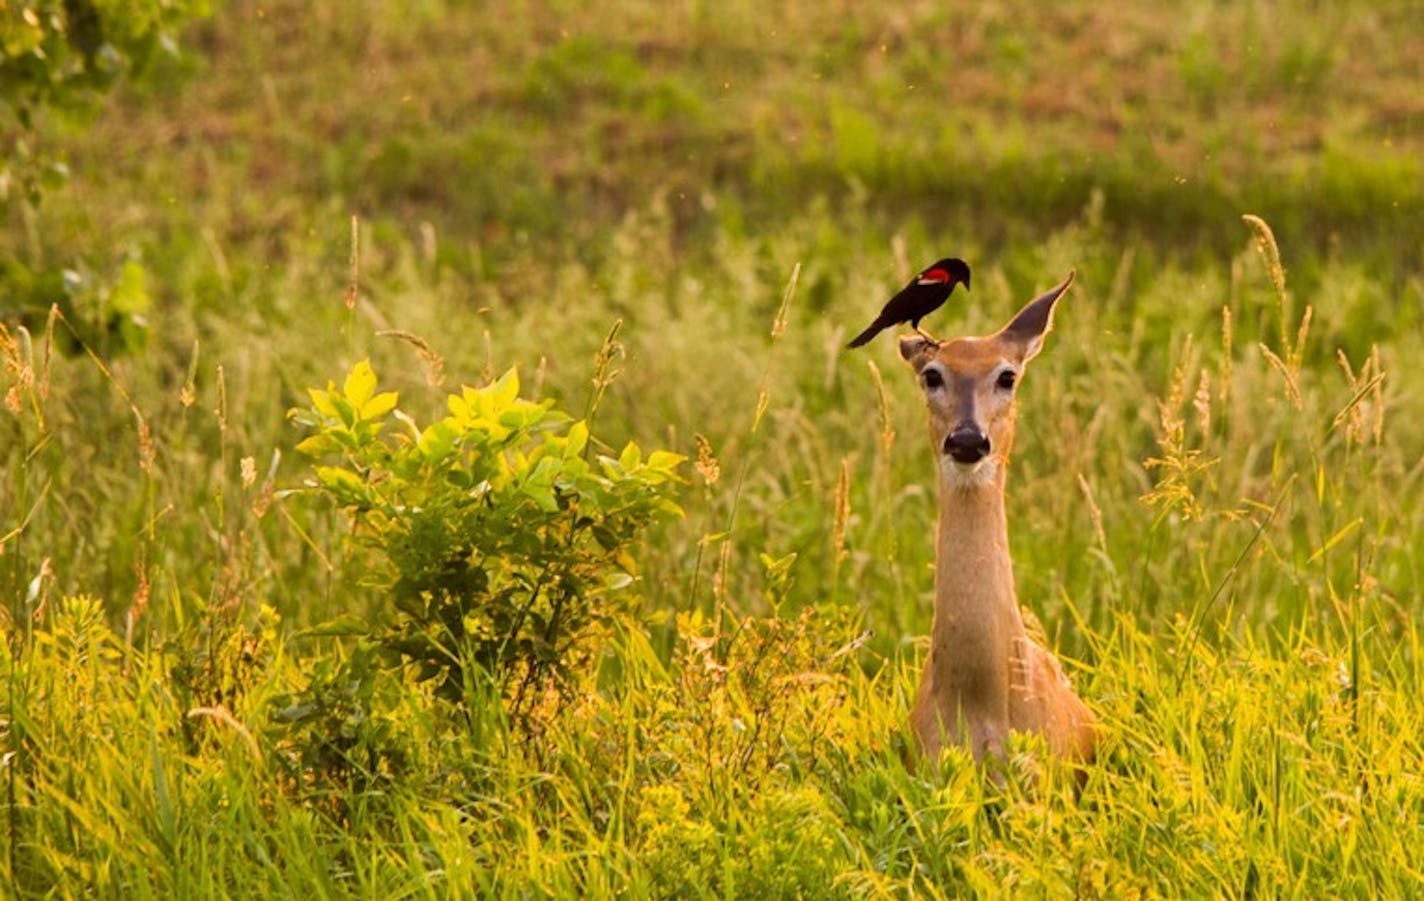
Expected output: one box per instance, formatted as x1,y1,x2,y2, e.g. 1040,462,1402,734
898,335,935,369
1000,270,1074,362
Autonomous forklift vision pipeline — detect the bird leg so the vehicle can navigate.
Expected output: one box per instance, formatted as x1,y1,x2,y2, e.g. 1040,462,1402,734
913,325,943,345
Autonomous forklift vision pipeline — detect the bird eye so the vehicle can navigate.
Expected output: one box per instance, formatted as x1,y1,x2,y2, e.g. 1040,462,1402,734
996,370,1016,390
923,369,944,389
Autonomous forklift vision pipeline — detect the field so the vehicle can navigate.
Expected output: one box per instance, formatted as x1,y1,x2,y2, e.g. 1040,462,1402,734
3,0,1423,896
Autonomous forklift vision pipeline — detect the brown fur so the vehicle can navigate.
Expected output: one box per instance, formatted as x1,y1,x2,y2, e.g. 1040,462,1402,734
899,272,1096,764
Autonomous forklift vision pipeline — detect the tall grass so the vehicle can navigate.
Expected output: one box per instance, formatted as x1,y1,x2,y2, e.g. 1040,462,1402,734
4,202,1422,895
4,0,1424,895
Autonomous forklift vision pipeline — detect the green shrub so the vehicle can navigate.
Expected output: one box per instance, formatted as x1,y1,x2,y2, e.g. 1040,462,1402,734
1,0,210,135
2,0,210,354
291,360,684,735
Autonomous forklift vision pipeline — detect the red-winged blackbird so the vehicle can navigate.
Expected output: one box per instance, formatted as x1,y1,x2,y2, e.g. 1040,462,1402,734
845,257,972,348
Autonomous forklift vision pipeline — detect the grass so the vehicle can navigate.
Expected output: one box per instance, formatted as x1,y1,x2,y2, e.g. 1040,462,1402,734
4,0,1424,896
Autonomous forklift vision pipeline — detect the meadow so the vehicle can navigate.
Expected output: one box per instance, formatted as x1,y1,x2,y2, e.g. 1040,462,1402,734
3,0,1423,896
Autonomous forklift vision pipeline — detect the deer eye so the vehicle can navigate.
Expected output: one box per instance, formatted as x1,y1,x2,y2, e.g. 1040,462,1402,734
923,369,944,390
996,369,1017,391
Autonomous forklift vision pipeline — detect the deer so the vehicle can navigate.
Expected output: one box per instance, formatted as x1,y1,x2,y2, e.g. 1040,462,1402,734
897,270,1097,767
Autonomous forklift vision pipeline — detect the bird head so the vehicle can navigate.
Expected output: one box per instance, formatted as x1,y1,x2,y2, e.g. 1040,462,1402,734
917,258,971,291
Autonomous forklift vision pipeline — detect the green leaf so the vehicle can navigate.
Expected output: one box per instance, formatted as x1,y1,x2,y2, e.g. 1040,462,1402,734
271,703,319,724
308,386,340,420
110,260,150,314
315,466,370,504
295,433,339,457
759,551,798,577
418,420,457,463
618,441,642,470
523,481,559,512
343,360,378,409
492,367,520,407
566,420,589,458
295,615,372,639
499,398,551,430
647,450,686,473
360,390,399,421
448,392,472,421
591,524,618,550
332,395,358,428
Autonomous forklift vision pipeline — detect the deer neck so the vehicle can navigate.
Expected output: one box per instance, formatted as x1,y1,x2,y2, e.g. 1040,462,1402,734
926,464,1025,709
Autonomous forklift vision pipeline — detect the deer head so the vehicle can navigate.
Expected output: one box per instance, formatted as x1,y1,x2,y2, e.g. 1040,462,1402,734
898,271,1074,488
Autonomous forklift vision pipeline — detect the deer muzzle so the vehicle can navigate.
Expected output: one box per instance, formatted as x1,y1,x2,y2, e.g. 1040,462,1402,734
943,426,991,464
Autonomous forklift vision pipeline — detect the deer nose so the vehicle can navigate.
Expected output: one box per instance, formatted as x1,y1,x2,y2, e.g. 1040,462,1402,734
943,427,991,464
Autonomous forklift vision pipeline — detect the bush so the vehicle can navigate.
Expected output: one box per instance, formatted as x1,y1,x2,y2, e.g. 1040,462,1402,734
291,360,684,736
1,1,210,355
1,0,210,141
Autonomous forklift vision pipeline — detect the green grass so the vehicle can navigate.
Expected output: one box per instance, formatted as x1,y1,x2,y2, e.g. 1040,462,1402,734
4,0,1424,896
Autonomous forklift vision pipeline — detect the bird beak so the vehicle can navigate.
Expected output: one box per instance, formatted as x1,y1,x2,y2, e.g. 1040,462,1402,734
964,276,971,292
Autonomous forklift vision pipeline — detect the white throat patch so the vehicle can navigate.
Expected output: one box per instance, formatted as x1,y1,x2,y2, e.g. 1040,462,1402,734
939,454,1000,490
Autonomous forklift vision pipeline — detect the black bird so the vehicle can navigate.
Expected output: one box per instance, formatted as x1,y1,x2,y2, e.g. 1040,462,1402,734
846,257,971,348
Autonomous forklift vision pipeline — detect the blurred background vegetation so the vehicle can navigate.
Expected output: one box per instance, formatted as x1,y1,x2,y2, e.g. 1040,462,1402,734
4,0,1419,624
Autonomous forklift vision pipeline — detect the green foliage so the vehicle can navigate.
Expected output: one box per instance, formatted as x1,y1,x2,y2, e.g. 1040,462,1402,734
1,0,211,197
0,255,153,355
1,0,208,356
266,642,416,812
292,360,685,731
2,1,1424,896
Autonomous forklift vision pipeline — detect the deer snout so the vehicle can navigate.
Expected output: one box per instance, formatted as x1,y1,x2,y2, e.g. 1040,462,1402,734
943,426,990,464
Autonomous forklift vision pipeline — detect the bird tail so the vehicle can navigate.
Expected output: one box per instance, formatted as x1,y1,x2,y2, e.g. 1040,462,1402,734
846,319,886,349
